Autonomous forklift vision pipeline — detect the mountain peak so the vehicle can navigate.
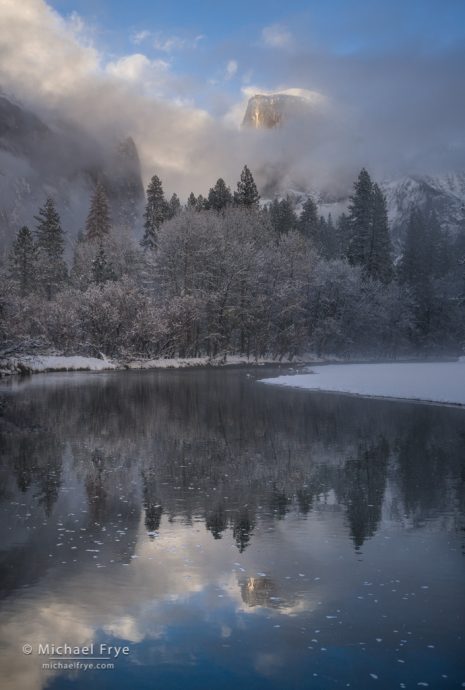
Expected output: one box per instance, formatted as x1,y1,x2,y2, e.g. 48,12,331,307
242,92,315,129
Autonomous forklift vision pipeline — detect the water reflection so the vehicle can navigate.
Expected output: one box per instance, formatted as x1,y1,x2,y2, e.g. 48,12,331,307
0,368,464,689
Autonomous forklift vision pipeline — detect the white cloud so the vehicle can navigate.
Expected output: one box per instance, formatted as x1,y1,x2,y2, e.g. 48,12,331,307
106,53,170,84
261,24,293,49
131,29,150,45
225,59,238,79
153,33,187,53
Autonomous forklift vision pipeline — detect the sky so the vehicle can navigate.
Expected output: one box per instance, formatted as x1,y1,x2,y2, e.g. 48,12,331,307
1,0,465,195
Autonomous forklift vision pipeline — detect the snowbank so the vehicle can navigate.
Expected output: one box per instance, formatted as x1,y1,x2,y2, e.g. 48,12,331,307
0,353,304,377
125,355,299,370
7,355,117,374
261,361,465,406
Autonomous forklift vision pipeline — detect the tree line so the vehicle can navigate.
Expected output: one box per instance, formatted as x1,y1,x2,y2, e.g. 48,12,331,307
2,165,465,360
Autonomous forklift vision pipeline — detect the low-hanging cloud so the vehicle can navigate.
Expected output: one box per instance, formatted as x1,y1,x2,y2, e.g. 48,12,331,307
0,0,464,202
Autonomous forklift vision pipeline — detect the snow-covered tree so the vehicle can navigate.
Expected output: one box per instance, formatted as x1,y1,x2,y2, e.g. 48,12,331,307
186,192,197,208
167,193,181,219
234,165,260,209
348,168,373,268
9,226,37,296
141,175,169,250
367,184,393,283
269,197,297,235
91,245,116,285
85,182,111,242
208,178,233,212
35,197,68,299
298,196,319,243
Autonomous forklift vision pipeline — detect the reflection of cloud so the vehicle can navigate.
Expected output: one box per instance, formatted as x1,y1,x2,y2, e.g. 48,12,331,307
254,652,283,677
0,509,329,689
103,616,151,643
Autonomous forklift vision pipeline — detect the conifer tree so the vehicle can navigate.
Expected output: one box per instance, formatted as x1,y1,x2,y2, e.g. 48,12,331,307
85,182,111,242
167,193,181,219
234,165,260,208
399,209,430,287
187,192,197,208
9,225,37,296
367,184,393,283
91,244,116,285
35,197,68,299
320,213,338,260
335,212,351,258
269,197,297,234
141,175,169,250
298,196,319,243
348,168,373,267
208,178,233,212
195,194,208,211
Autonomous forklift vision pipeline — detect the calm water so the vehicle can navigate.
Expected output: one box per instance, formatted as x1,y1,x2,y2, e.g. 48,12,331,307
0,368,464,690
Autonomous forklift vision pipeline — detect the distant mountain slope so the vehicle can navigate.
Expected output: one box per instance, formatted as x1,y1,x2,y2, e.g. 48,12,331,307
244,92,465,240
0,93,144,255
382,173,465,241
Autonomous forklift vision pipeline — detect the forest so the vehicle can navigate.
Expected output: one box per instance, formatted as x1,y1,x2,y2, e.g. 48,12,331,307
2,166,465,361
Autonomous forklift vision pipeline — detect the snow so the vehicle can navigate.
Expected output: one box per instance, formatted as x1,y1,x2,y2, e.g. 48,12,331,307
16,355,117,373
261,361,465,406
125,355,298,370
0,353,303,377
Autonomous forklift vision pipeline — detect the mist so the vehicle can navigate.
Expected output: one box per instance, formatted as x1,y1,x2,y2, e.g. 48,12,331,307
0,0,464,202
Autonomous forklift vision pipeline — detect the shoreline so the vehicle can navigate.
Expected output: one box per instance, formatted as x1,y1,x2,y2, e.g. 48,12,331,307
0,352,460,379
0,354,314,378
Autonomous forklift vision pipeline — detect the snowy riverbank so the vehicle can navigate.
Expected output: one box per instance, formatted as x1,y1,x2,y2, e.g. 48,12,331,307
261,361,465,406
0,353,312,377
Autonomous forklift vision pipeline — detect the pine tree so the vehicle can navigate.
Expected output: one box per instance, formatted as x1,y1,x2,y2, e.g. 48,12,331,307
208,178,233,212
269,197,297,234
167,193,181,219
9,225,37,296
298,196,319,243
399,209,434,347
320,213,338,260
91,244,116,285
367,184,393,283
141,175,169,250
85,182,111,242
348,168,373,268
195,194,208,212
187,192,197,208
234,165,260,208
35,197,68,299
336,212,351,258
399,209,430,286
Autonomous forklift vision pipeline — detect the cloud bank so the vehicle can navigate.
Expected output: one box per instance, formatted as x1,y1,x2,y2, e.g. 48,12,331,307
0,0,464,200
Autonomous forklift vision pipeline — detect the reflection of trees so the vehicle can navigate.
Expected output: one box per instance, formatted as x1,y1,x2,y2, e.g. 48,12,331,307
1,369,465,556
205,504,228,539
85,449,109,524
395,412,464,526
142,470,163,535
337,437,390,550
232,509,255,552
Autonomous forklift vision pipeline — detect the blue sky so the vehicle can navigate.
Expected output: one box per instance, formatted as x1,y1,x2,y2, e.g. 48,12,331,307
1,0,464,190
48,0,465,110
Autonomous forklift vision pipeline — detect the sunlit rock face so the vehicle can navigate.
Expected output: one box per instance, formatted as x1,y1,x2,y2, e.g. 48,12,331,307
242,93,311,129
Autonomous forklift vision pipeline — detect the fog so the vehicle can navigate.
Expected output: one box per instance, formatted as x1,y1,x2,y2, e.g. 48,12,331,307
0,0,464,200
